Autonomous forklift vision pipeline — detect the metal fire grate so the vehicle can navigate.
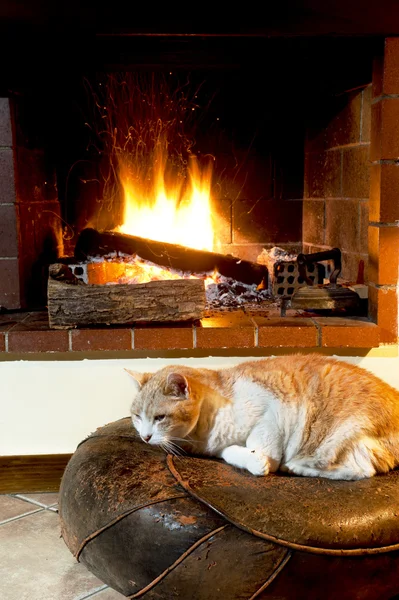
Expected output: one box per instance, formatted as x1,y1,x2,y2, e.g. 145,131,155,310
272,261,325,297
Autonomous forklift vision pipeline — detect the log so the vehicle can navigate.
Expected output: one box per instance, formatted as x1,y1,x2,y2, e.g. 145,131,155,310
74,228,268,287
48,264,206,329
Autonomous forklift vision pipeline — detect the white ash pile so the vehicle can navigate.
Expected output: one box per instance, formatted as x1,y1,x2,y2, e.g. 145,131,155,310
205,276,271,309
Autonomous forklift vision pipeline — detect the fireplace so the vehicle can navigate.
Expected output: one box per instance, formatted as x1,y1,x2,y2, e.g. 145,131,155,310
0,17,397,354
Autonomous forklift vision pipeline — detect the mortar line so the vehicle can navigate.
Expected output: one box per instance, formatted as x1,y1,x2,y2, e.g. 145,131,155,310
326,141,369,151
310,318,322,347
371,93,399,104
340,149,343,196
359,87,364,142
370,159,399,165
369,221,399,227
249,316,259,347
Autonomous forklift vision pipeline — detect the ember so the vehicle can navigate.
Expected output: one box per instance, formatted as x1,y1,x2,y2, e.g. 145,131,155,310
74,252,272,309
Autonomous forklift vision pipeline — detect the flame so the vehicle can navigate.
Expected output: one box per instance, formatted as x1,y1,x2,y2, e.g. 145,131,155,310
117,149,214,252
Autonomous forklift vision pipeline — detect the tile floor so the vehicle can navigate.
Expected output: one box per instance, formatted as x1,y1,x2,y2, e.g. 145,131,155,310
0,493,125,600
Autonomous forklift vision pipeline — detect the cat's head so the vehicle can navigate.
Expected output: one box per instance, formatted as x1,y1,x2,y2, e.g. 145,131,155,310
126,367,202,451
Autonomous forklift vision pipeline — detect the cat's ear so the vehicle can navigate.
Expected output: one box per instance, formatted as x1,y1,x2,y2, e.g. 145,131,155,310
165,372,189,399
124,369,151,392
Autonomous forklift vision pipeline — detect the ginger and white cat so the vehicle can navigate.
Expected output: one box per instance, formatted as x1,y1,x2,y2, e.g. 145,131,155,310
127,355,399,480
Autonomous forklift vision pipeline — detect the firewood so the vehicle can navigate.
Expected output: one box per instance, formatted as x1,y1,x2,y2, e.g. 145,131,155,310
48,264,205,329
74,228,268,287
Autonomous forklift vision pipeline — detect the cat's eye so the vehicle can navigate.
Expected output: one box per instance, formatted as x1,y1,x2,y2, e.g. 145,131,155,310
133,414,141,421
154,414,166,422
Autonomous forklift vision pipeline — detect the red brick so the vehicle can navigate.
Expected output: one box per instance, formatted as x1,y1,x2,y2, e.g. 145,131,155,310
0,98,12,146
17,201,64,307
196,311,255,349
373,38,399,97
370,163,399,223
0,205,18,257
325,199,360,253
232,198,302,245
315,317,380,348
71,329,132,351
253,317,318,347
306,90,363,152
302,200,325,246
360,202,369,254
0,259,20,309
134,326,193,350
371,99,399,161
342,146,370,198
368,286,398,344
0,148,16,204
325,90,362,149
369,226,399,285
0,312,29,350
14,147,57,203
372,54,384,99
305,150,341,198
361,85,372,143
6,312,69,353
341,252,368,283
8,330,69,353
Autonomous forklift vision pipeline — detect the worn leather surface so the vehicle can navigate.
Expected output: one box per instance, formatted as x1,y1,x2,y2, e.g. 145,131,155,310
59,418,399,598
60,418,287,597
60,418,185,555
168,454,399,551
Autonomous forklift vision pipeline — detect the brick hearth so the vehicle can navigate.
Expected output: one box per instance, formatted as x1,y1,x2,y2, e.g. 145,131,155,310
0,309,379,356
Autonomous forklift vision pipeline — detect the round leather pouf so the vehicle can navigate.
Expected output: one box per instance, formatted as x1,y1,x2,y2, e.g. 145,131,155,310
59,418,399,599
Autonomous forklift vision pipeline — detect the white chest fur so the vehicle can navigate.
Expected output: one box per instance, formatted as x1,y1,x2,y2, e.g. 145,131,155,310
205,377,281,453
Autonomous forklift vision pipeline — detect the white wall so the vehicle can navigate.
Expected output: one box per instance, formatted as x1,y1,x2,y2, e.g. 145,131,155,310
1,354,399,456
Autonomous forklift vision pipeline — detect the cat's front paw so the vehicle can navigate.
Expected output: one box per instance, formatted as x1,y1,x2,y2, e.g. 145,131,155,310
246,451,269,476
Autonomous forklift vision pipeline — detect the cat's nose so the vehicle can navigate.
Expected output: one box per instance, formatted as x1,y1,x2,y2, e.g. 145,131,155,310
143,434,152,443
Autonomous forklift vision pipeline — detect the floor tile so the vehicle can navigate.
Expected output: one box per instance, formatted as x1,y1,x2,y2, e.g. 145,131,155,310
0,510,106,600
15,492,59,508
91,587,126,599
0,495,41,523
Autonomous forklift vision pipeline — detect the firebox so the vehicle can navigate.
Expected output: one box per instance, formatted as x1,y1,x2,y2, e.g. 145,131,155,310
0,13,397,352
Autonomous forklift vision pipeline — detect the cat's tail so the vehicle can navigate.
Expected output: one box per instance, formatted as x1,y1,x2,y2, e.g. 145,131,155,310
364,435,399,474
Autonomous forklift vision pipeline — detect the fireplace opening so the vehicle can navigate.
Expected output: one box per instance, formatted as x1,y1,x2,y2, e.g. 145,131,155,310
0,31,395,348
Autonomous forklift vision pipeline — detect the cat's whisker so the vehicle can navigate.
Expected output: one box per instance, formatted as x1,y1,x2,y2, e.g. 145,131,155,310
163,440,185,457
169,435,199,445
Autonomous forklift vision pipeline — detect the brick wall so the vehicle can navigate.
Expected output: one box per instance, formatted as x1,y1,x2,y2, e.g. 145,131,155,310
0,96,64,309
0,98,20,308
369,37,399,343
303,85,371,282
214,136,304,263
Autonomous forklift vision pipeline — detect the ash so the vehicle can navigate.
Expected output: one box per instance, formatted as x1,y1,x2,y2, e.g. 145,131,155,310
205,277,271,309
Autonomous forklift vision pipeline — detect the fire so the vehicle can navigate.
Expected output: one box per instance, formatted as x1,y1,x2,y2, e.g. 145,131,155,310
116,150,214,252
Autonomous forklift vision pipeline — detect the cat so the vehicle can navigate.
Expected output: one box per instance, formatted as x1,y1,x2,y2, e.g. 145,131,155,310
126,355,399,480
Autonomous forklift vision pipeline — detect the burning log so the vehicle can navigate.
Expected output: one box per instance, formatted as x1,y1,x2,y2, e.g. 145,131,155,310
74,228,268,287
48,264,206,329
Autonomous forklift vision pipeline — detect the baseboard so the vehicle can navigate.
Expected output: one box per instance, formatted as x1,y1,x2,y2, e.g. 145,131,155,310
0,454,72,493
